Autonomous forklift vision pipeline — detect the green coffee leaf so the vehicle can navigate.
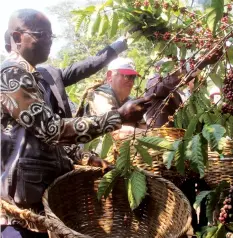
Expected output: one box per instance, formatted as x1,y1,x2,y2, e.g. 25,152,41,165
97,169,120,200
134,144,152,166
98,14,109,36
127,169,147,210
163,150,175,169
186,135,205,178
202,124,226,151
206,0,224,36
100,133,113,159
116,140,131,176
84,137,100,151
109,12,118,38
174,141,185,175
193,190,212,210
137,136,173,150
91,13,101,35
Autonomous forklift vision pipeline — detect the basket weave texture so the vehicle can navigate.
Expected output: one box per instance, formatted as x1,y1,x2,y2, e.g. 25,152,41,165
42,166,192,238
113,127,233,188
0,199,48,232
112,128,188,187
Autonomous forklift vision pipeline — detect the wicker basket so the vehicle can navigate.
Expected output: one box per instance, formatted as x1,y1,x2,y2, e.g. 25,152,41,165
42,166,192,238
112,127,233,188
111,128,188,187
0,199,48,233
205,153,233,189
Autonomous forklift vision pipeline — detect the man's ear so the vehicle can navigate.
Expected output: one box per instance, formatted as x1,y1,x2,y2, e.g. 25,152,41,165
12,31,22,44
106,71,112,83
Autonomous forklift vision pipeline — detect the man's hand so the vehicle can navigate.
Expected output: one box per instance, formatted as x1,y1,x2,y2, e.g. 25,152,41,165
117,95,154,124
87,153,114,173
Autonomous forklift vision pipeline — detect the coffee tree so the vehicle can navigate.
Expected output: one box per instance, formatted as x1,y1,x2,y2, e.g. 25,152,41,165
72,0,233,235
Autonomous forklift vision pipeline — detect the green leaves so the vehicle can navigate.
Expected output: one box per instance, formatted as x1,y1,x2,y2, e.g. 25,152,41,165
137,136,174,150
206,0,224,36
193,190,212,210
84,137,100,151
97,169,120,200
226,45,233,65
100,133,113,159
204,224,225,238
127,169,147,210
109,12,119,38
163,150,176,169
174,141,185,175
98,14,109,36
159,61,176,77
134,144,152,166
91,13,101,35
202,124,226,151
116,140,131,176
186,134,205,178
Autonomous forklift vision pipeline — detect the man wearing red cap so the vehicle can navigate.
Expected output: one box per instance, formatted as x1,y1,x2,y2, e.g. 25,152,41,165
86,57,145,139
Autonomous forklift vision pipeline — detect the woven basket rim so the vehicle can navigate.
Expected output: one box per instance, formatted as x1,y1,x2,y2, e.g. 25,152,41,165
1,199,49,233
116,127,186,142
42,166,192,238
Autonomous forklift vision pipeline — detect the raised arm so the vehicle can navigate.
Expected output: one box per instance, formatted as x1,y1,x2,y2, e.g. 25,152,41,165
62,37,127,87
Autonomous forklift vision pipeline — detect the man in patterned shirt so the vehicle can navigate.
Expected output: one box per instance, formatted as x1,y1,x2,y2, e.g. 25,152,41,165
0,9,153,237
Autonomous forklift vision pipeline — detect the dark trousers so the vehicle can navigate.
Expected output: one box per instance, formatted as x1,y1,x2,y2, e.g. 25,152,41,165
1,225,49,238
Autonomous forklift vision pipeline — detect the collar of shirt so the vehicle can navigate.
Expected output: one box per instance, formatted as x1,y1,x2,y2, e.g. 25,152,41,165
6,51,36,73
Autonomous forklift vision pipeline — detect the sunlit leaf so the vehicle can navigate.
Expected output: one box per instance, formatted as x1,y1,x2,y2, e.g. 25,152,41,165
137,136,174,150
116,140,131,175
202,124,226,151
91,13,101,35
109,12,119,38
193,190,211,210
163,150,175,169
98,14,109,36
100,133,113,159
206,0,224,36
84,137,100,151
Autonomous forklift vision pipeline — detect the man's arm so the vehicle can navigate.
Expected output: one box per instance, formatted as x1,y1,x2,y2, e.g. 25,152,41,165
62,37,127,87
1,67,122,145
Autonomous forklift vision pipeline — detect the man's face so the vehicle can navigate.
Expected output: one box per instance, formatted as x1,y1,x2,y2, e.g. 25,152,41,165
108,70,136,100
13,14,53,66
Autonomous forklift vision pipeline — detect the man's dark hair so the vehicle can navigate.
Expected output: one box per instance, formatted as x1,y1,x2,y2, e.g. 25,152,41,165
9,9,46,31
4,30,11,53
4,30,11,45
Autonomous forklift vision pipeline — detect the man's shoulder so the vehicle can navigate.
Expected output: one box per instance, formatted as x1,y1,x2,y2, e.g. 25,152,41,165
1,59,23,72
36,64,63,81
95,84,112,93
36,64,59,73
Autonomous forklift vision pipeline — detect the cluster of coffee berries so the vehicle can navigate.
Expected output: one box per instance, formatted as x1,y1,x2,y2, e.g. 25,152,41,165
227,4,232,11
222,103,233,115
188,58,196,70
219,185,233,224
133,0,150,8
134,0,141,8
163,2,169,10
222,70,233,115
163,32,171,40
